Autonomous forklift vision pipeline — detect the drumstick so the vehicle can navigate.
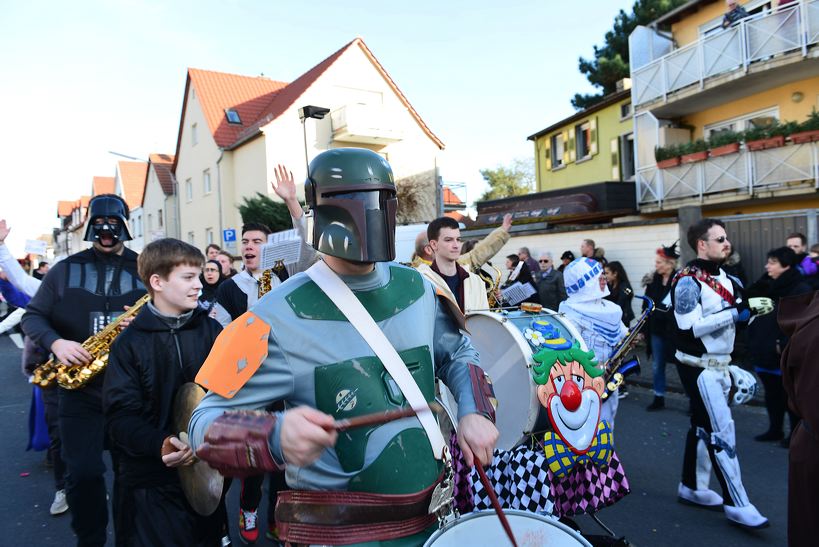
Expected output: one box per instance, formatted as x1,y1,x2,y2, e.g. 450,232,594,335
475,463,519,547
330,402,443,432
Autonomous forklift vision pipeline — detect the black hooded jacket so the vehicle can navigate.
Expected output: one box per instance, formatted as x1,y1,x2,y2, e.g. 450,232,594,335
103,303,222,487
746,267,812,371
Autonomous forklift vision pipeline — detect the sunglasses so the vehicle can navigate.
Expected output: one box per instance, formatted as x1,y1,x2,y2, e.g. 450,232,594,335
705,236,728,243
539,259,551,263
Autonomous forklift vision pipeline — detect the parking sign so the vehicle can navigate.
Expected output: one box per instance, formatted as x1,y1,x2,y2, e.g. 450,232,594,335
222,229,236,243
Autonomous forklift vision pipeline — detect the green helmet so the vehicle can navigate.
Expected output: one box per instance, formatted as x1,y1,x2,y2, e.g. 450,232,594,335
305,148,397,262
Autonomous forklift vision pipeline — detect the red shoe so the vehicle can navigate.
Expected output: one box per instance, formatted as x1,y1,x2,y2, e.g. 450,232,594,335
238,508,259,544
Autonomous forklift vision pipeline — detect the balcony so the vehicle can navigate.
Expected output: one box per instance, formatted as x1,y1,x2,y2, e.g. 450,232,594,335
636,140,819,209
330,103,404,145
631,0,819,114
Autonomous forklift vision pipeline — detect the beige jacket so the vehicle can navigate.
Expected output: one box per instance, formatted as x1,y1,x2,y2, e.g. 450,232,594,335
416,262,489,314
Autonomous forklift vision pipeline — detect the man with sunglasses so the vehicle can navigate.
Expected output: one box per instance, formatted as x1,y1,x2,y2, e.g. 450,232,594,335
671,218,773,530
535,253,566,311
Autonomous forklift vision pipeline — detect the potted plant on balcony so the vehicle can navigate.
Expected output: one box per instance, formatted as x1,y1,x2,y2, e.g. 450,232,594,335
789,109,819,144
744,121,795,151
655,144,683,169
680,139,709,164
708,130,742,157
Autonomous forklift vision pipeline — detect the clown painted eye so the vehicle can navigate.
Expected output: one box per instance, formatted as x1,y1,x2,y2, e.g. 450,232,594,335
573,375,585,389
553,376,565,390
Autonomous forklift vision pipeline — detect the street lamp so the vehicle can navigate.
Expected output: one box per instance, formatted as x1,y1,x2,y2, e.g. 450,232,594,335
298,105,330,174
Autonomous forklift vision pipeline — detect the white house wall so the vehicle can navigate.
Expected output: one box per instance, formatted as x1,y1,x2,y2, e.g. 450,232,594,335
176,85,222,251
227,136,267,243
489,222,680,321
142,168,173,242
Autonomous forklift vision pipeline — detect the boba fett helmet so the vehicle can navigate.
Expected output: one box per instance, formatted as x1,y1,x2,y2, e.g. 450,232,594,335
305,148,397,262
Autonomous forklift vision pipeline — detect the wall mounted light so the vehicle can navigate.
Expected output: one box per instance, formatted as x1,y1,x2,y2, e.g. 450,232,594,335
791,91,804,103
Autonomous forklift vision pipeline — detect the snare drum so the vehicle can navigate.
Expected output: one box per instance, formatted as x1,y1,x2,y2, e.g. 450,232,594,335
441,309,588,450
423,510,591,546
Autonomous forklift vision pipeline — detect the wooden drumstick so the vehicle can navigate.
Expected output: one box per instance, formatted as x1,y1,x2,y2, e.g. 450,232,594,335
476,463,519,547
330,402,443,432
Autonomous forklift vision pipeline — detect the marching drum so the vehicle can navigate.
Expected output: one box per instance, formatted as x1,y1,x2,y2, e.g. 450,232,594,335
441,309,588,450
423,510,591,546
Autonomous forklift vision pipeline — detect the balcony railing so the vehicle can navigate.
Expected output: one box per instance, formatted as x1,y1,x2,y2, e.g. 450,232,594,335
632,0,819,107
636,141,819,207
330,103,404,145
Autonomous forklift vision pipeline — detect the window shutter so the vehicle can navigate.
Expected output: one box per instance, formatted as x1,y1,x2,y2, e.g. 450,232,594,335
590,117,599,155
610,138,620,180
566,130,575,163
544,138,552,170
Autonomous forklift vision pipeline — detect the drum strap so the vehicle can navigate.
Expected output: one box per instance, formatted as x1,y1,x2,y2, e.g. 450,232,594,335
306,260,446,460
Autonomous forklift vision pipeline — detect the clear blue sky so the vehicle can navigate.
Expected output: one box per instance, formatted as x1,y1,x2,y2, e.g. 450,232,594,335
0,0,632,252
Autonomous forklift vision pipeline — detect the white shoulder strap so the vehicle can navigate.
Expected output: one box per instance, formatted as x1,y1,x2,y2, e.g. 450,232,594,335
305,260,445,459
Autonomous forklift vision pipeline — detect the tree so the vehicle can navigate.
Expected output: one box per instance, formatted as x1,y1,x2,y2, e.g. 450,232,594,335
478,158,534,201
237,192,296,233
572,0,687,110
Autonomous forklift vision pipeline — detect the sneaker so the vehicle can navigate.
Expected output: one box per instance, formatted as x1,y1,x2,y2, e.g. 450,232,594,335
221,535,232,547
50,490,69,516
646,396,665,411
677,482,723,509
724,503,769,529
238,508,259,544
265,523,283,546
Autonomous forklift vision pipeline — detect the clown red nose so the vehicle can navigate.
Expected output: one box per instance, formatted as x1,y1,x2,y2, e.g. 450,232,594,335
560,380,582,411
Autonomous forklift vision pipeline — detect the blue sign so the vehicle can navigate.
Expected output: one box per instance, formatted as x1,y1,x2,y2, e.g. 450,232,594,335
222,229,236,242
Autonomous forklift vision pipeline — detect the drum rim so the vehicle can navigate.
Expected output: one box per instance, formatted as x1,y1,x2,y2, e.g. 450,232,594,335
423,509,593,546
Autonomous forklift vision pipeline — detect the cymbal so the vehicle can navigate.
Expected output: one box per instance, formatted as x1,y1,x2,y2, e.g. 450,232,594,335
173,382,224,516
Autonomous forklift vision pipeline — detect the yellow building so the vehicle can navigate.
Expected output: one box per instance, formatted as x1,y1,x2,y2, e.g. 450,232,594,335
629,0,819,218
528,87,635,191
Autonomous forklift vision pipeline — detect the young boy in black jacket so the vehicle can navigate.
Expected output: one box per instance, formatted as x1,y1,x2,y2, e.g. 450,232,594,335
103,238,223,546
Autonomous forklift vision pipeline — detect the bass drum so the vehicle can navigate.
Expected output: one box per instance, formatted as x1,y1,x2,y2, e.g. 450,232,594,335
424,510,591,546
440,309,588,450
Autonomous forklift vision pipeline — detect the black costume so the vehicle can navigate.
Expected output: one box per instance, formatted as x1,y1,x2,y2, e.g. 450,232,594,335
103,304,223,546
22,247,145,547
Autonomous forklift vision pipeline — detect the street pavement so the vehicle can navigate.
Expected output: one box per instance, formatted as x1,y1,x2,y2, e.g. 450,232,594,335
0,334,788,546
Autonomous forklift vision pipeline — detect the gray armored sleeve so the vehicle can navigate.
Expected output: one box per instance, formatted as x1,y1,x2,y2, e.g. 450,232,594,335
432,298,480,420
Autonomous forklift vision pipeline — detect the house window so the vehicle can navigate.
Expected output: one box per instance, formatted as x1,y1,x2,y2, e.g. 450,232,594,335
550,134,564,168
576,122,591,159
191,123,198,146
705,107,779,138
206,228,214,245
188,231,195,245
203,169,212,194
225,109,242,124
158,209,163,228
620,102,632,119
147,213,152,231
134,216,142,237
185,179,193,202
620,133,636,181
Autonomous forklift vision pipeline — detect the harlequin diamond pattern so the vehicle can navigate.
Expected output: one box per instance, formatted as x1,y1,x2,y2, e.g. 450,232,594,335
548,453,630,517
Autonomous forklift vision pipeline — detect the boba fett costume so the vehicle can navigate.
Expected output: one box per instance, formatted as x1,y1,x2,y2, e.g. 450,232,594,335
189,149,496,546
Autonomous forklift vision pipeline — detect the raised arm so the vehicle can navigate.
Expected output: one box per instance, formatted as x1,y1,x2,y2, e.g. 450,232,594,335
0,220,41,297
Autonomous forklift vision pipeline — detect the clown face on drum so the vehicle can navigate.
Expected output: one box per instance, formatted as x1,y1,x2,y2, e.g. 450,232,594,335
531,342,605,453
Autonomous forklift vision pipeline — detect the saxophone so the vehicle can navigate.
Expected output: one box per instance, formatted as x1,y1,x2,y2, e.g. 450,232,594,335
600,293,654,400
32,293,151,389
257,260,286,299
477,262,503,309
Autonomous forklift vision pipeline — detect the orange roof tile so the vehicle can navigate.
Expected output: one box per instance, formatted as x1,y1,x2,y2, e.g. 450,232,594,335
443,186,464,206
188,69,288,149
173,37,443,166
148,153,175,196
57,200,74,217
92,176,115,196
118,161,149,209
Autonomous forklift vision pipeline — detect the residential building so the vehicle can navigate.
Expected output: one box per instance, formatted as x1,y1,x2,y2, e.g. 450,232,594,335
114,161,149,252
172,37,444,253
54,196,90,259
142,153,178,242
528,86,635,192
629,0,819,276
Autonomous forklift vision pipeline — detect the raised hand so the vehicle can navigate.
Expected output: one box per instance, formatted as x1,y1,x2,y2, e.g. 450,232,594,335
271,164,296,203
0,219,10,243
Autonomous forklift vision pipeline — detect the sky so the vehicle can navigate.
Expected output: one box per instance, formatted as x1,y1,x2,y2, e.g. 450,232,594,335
0,0,633,254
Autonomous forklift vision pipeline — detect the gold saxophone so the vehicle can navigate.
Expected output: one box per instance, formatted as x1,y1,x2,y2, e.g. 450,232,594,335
477,262,503,309
600,292,654,399
257,260,285,299
32,293,151,389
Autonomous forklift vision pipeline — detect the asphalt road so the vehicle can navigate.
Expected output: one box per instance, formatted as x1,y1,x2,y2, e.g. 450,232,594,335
0,334,788,546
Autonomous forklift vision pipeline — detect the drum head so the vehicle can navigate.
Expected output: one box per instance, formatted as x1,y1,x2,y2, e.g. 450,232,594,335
467,312,538,449
424,510,591,546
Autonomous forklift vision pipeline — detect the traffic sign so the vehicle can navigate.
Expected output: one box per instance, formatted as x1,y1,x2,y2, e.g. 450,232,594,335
222,229,236,243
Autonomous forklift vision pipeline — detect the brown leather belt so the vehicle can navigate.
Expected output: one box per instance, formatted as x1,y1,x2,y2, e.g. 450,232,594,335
275,473,443,545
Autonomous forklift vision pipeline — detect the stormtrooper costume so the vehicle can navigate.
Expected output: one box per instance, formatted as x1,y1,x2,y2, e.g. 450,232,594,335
671,258,768,529
558,258,627,431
